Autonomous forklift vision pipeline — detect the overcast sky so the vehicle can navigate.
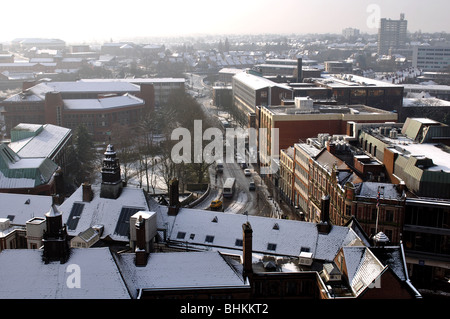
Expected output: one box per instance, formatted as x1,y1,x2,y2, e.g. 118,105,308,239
1,0,448,43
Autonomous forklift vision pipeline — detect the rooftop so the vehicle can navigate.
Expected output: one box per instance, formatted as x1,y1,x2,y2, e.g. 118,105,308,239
0,248,130,299
114,251,248,299
63,94,144,111
59,184,149,242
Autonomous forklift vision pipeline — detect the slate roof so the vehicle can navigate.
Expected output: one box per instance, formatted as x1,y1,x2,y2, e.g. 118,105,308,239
59,184,149,242
159,206,364,262
0,192,52,225
114,251,248,299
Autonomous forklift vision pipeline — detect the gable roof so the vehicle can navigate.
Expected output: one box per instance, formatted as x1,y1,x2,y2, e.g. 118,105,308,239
342,246,386,297
0,248,130,299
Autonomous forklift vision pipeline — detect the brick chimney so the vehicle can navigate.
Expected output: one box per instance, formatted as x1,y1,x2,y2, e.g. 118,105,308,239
242,222,253,279
82,182,93,202
135,215,149,267
317,195,332,234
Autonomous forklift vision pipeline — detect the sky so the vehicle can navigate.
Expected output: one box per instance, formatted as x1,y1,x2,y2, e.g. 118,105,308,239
0,0,449,43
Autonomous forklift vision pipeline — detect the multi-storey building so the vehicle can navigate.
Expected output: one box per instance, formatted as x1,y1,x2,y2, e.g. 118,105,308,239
256,97,398,171
412,45,450,71
1,80,155,141
232,71,293,114
279,147,294,206
377,14,408,56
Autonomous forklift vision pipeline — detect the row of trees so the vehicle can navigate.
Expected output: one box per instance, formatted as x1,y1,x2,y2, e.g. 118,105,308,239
65,88,215,195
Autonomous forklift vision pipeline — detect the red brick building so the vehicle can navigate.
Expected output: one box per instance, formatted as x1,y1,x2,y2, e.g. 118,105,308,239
1,80,155,142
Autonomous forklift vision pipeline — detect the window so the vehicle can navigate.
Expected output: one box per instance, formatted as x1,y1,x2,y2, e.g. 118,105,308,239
385,210,394,222
176,232,186,240
235,239,243,247
300,246,310,253
267,243,277,251
205,235,215,243
189,234,195,240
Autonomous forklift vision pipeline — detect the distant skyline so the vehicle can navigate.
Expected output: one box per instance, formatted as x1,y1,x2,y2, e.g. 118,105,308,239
1,0,449,44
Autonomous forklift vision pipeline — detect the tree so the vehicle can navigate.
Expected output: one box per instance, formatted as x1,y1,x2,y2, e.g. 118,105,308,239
65,125,96,191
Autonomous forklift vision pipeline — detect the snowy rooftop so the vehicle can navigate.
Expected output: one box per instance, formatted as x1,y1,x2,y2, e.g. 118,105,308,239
63,94,144,111
0,248,130,299
9,124,71,159
158,206,365,262
233,71,292,91
0,193,52,225
114,251,247,299
59,184,149,242
320,74,401,88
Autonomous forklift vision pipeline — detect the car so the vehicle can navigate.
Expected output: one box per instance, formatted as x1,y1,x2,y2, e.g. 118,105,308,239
210,200,223,210
249,181,256,191
244,168,251,176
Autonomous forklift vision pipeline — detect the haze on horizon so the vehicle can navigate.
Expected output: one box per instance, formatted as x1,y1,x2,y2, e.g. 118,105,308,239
1,0,449,44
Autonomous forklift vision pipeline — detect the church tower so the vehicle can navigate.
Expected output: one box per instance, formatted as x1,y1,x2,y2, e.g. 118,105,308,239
100,143,123,199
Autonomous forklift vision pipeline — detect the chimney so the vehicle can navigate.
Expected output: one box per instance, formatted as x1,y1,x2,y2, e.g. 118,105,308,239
168,178,180,216
82,182,93,202
242,222,253,278
297,58,303,83
317,195,332,234
327,141,336,155
135,215,149,267
22,81,36,92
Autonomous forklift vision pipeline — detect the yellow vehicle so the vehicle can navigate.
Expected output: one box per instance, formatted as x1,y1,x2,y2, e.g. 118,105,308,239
210,200,223,210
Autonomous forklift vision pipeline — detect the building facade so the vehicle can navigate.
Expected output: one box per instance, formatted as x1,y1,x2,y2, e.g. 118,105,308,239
377,14,408,55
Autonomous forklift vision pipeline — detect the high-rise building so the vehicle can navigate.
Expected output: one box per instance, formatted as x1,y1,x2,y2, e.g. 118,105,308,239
377,13,408,56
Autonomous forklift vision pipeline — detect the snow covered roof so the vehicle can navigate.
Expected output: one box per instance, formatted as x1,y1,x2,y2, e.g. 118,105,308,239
160,206,364,262
0,248,130,299
343,246,386,297
9,124,71,159
59,184,149,242
63,94,144,111
114,251,247,299
0,193,52,225
0,144,58,188
233,72,292,91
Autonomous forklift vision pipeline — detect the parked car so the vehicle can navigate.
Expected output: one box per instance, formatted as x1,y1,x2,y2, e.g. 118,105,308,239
244,168,251,176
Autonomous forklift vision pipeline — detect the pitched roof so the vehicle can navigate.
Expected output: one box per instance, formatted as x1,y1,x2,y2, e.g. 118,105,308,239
59,184,149,242
9,124,71,159
342,246,386,297
159,206,364,262
0,248,130,299
114,251,248,299
0,193,52,225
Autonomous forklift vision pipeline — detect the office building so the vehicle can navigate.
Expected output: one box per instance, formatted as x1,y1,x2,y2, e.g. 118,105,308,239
412,45,450,71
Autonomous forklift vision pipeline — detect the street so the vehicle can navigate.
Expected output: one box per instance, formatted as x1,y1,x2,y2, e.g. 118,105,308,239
187,72,287,219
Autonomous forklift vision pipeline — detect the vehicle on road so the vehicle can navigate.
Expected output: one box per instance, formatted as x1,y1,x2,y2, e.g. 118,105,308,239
244,168,251,176
210,200,223,211
249,181,256,191
223,178,236,198
216,161,224,173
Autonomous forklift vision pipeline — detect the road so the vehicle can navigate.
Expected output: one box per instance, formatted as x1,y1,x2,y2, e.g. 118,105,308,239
186,73,280,218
